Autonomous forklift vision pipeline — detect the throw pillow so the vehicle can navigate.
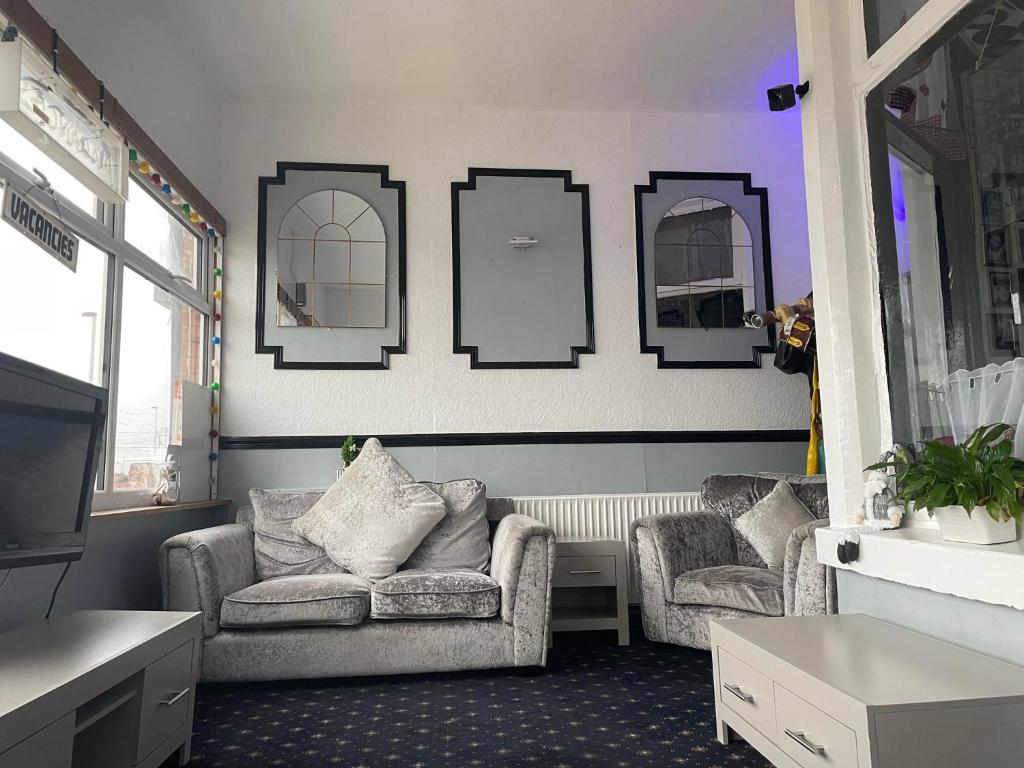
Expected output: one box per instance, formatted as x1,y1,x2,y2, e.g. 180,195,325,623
291,438,446,581
734,480,815,569
249,488,342,580
402,479,490,572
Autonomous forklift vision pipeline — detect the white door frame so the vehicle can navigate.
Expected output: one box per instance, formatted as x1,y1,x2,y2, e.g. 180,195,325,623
794,0,972,524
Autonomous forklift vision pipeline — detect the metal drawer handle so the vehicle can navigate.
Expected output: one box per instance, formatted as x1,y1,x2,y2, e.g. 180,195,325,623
160,688,189,707
785,729,825,756
723,683,753,703
568,569,602,575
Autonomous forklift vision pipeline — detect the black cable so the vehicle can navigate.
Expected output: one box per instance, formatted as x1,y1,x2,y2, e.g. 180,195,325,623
45,561,71,619
0,569,10,595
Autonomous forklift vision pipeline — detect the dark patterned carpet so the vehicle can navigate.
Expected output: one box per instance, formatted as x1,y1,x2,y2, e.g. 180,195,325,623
189,620,770,768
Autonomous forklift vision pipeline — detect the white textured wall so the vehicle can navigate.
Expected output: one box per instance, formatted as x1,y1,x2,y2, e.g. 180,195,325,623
216,105,811,436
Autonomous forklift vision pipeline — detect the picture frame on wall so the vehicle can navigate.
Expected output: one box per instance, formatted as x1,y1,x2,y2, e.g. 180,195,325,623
987,312,1018,356
990,271,1012,310
255,162,407,369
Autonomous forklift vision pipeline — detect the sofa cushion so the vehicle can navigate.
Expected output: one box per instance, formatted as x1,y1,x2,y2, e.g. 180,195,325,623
292,438,447,581
220,573,371,629
734,481,815,569
371,568,500,619
403,480,491,572
672,565,783,616
249,488,341,580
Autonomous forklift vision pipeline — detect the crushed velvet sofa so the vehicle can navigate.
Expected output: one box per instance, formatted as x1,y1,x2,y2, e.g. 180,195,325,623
629,473,836,650
160,499,556,682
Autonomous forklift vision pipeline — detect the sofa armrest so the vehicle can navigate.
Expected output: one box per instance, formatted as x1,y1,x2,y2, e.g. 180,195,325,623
159,523,256,638
783,519,837,616
490,514,556,665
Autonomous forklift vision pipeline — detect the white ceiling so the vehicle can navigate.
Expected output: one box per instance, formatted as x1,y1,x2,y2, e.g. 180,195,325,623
163,0,799,112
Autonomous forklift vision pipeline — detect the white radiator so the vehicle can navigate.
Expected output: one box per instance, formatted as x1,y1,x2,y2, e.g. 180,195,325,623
510,492,704,603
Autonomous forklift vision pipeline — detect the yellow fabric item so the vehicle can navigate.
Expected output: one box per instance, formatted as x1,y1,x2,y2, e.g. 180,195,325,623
807,359,820,474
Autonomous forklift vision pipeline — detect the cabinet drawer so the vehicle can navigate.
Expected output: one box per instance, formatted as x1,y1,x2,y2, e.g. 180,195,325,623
553,555,616,588
717,648,776,742
775,683,857,768
136,640,194,764
0,713,74,768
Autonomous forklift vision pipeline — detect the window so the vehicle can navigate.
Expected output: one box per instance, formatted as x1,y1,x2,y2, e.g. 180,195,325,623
0,113,216,505
125,178,201,288
863,0,932,53
0,182,107,384
112,268,204,491
0,120,98,218
869,0,1024,448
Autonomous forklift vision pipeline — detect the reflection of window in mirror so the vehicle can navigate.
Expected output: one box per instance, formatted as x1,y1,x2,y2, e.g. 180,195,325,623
868,0,1024,448
276,189,387,328
653,196,755,329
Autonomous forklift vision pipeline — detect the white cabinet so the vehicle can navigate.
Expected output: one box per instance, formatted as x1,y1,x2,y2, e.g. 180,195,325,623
712,614,1024,768
0,611,201,768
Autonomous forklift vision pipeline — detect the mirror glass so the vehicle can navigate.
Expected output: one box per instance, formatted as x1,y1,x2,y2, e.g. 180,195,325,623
654,196,755,328
276,189,386,327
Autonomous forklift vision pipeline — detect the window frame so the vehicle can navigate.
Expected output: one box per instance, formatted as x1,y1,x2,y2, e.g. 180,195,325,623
794,0,974,525
0,141,215,510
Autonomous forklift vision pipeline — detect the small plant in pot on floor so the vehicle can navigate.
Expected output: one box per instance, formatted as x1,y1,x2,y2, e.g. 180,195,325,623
867,423,1024,545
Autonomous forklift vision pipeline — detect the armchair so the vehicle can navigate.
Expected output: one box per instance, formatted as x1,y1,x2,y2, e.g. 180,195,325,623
629,474,836,649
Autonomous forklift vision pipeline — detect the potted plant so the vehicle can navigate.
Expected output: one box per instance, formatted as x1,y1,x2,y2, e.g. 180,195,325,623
867,423,1024,545
337,436,361,480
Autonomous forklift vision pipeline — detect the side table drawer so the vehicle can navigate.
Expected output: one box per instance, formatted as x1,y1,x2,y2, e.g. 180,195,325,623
717,648,776,742
553,555,616,588
775,683,858,768
136,639,194,764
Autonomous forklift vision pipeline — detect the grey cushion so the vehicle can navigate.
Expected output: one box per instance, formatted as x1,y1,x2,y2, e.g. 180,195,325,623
371,568,500,619
249,488,341,580
734,480,815,569
292,438,447,581
672,565,784,616
403,479,491,572
220,573,371,629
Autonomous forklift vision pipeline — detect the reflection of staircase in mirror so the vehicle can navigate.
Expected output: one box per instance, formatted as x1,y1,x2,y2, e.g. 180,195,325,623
277,284,319,327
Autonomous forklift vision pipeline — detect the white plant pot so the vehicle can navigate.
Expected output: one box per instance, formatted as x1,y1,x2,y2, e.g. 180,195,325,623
932,505,1019,545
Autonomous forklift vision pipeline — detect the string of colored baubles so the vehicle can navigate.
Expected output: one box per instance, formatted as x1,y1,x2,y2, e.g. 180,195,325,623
127,147,223,477
128,148,219,238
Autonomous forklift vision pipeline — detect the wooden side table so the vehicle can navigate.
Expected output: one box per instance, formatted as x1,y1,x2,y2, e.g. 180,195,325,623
549,539,629,645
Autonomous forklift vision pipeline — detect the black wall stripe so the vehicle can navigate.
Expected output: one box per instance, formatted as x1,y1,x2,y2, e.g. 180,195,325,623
218,430,809,450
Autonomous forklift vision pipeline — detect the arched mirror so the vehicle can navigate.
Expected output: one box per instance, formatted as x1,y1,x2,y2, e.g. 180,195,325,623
654,196,755,329
635,171,773,368
276,189,387,328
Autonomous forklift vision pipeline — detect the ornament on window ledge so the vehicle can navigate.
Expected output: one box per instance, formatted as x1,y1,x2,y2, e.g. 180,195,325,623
858,445,906,529
152,452,181,506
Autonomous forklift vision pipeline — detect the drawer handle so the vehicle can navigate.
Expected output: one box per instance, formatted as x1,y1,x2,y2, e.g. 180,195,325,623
723,683,753,703
160,688,189,707
785,729,825,756
568,569,602,575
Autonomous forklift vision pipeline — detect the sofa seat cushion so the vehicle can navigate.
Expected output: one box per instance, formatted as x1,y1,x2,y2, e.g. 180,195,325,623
220,573,371,629
672,565,783,617
371,568,500,619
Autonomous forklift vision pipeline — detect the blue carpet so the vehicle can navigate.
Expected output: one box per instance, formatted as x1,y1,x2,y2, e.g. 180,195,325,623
189,624,770,767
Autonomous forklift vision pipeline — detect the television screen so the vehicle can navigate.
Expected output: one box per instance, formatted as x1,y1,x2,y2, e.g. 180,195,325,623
0,352,107,568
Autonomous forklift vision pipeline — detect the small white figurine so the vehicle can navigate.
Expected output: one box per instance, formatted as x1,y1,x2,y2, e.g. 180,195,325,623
859,464,905,529
153,453,181,506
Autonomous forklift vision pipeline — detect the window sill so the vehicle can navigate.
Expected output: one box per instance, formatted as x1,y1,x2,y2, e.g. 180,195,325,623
816,524,1024,610
90,498,232,521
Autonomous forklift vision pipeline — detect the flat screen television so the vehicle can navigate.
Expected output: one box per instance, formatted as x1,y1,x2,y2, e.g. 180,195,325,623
0,352,107,568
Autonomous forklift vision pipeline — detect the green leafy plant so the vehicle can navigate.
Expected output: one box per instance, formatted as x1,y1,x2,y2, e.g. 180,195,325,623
340,436,361,468
867,423,1024,523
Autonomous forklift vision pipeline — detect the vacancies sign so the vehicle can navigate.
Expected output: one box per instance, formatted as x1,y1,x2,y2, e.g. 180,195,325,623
2,184,79,272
